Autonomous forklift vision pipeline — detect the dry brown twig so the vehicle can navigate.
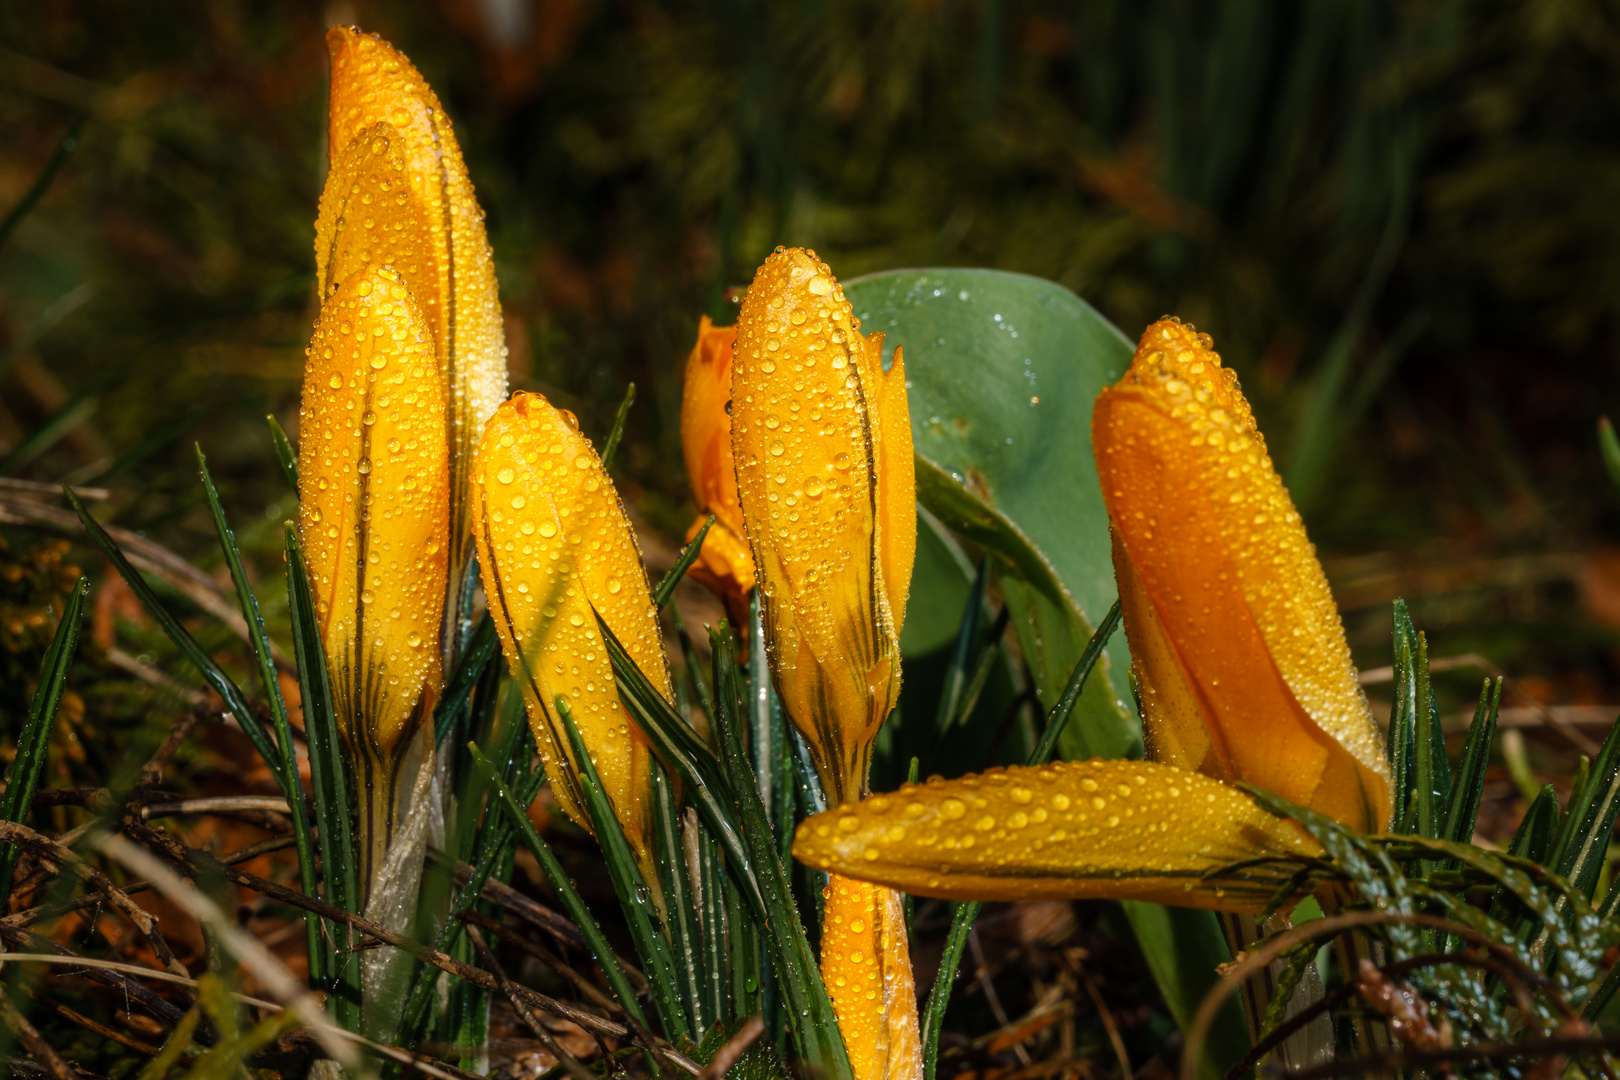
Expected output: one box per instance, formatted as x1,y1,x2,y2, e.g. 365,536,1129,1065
0,820,190,984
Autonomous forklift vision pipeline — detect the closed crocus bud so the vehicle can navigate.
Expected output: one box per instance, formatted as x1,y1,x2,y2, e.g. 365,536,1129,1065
473,392,674,877
321,26,508,650
299,265,449,897
1093,318,1391,831
732,248,916,805
679,316,756,615
733,247,919,1080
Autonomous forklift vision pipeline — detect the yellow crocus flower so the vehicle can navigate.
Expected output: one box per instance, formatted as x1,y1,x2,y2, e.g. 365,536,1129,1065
792,317,1385,914
680,315,756,619
321,26,508,646
732,247,919,1080
298,265,449,897
1094,317,1390,832
472,392,674,878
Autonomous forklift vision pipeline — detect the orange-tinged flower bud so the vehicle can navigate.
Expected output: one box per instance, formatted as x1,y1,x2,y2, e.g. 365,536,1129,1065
793,760,1324,912
298,265,449,891
472,392,674,873
322,26,508,641
1093,318,1390,832
733,248,920,1080
680,316,756,611
731,248,916,805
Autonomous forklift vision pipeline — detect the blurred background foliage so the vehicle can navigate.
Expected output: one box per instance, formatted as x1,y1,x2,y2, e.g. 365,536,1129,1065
6,0,1620,724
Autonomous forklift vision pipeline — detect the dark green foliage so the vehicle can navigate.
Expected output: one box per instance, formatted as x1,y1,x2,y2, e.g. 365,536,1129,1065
555,695,691,1046
0,572,85,902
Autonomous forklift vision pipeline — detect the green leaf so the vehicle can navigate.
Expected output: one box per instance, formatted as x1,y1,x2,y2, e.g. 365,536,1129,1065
0,575,87,903
600,615,759,914
599,382,636,471
706,624,852,1080
1411,631,1451,841
1388,600,1419,834
845,269,1137,759
471,743,651,1031
652,760,706,1033
656,515,713,609
1546,714,1620,901
434,614,499,744
266,414,299,490
282,525,357,1025
66,488,288,791
196,447,323,985
932,559,989,738
1444,678,1501,845
900,509,975,657
555,695,691,1045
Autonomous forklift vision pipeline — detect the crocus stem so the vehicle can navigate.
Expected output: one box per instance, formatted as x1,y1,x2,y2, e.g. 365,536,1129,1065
355,747,398,910
822,874,923,1080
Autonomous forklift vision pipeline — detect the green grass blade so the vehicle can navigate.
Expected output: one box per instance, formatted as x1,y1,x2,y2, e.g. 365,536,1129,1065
471,742,652,1031
1445,678,1501,844
748,592,780,835
653,761,705,1032
946,607,1010,738
706,624,851,1080
1388,600,1419,834
934,559,989,736
65,487,288,789
1543,715,1620,917
0,116,84,255
434,614,499,743
282,525,358,1023
697,817,731,1029
553,697,690,1045
1412,631,1450,840
266,414,299,489
600,614,757,912
923,602,1119,1080
0,575,87,902
195,447,323,985
723,863,760,1024
599,382,636,471
656,515,714,609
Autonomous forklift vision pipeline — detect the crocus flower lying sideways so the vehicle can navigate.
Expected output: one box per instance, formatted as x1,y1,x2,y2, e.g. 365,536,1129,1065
680,315,756,622
794,318,1386,917
472,392,675,886
732,248,921,1080
320,26,508,647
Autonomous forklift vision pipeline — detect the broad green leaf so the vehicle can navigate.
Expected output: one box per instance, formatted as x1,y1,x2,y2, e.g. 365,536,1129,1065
845,268,1138,760
898,509,973,657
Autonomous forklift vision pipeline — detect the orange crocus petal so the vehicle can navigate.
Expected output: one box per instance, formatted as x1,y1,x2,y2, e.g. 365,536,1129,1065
324,26,508,612
473,392,673,870
731,247,914,804
680,316,757,610
298,266,448,759
1093,318,1390,832
792,761,1324,912
820,875,923,1080
298,266,449,892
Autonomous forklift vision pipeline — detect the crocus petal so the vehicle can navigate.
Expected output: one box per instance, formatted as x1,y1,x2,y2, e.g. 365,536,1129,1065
821,874,923,1080
324,26,508,627
473,392,674,870
298,266,449,886
679,316,756,611
1093,318,1391,832
793,760,1324,913
731,247,913,804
